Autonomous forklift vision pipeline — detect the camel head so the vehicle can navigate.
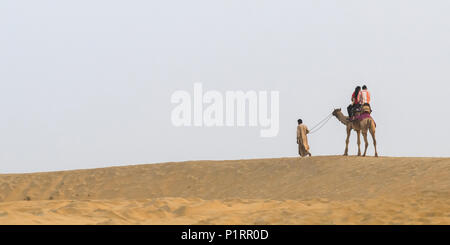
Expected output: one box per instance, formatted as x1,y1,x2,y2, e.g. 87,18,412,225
332,108,342,116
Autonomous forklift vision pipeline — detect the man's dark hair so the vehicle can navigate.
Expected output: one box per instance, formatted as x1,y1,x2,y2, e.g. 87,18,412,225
362,85,367,90
298,119,303,124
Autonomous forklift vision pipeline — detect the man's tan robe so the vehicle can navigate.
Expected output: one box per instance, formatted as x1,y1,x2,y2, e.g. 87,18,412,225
297,124,310,157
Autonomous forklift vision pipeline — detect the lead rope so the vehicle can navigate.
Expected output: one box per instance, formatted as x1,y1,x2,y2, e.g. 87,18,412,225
308,113,333,135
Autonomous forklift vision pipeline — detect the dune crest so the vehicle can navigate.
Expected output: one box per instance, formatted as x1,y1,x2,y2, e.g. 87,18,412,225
0,156,449,224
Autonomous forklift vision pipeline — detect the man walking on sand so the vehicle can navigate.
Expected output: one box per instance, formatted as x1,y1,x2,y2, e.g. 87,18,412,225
297,119,312,157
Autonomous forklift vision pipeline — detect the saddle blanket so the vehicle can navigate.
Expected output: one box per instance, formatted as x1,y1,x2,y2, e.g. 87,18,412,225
354,113,372,121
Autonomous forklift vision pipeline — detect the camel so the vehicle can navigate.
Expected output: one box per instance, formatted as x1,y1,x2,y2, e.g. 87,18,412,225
332,108,378,157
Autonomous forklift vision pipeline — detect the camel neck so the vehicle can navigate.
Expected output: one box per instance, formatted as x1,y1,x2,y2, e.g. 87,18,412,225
334,111,350,126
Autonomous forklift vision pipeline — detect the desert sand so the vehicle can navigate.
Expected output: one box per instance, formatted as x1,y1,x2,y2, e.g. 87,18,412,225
0,156,449,225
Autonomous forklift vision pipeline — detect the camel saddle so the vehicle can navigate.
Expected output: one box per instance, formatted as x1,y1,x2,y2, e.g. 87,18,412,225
351,104,372,121
361,104,371,114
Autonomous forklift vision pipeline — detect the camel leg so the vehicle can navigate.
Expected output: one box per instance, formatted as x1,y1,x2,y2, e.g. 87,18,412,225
370,125,378,157
356,130,361,156
344,127,351,156
362,132,369,157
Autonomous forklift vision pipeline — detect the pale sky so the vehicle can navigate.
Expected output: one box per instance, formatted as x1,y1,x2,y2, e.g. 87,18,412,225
1,0,450,173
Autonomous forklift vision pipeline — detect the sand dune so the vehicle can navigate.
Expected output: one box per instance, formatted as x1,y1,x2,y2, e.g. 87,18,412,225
0,156,449,224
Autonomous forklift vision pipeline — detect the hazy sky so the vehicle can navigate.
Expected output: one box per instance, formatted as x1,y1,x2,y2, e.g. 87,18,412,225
1,1,450,173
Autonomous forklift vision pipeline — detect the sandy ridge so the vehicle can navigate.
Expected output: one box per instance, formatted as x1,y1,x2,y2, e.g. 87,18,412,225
0,156,449,224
